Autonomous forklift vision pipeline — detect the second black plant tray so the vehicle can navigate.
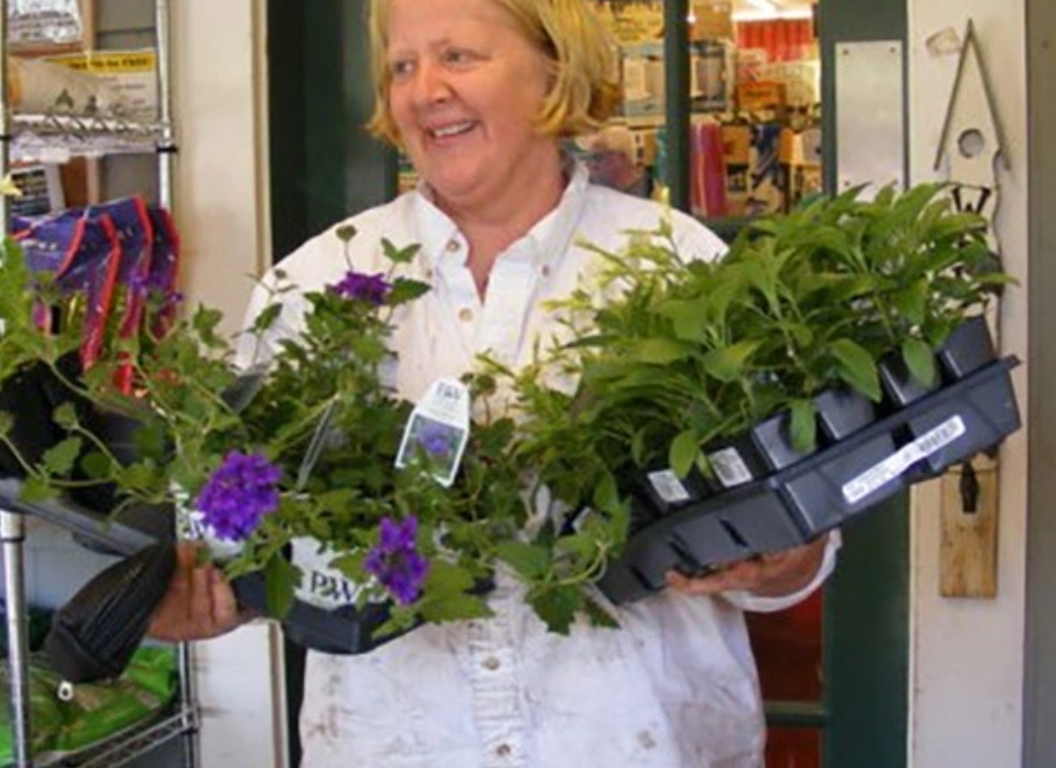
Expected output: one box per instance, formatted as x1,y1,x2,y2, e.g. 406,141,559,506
596,355,1022,604
230,571,411,656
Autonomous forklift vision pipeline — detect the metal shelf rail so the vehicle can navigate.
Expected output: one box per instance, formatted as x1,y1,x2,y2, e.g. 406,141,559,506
0,0,198,765
10,114,165,159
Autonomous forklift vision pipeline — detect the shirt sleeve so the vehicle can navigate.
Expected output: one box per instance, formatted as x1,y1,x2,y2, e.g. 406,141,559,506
721,529,842,613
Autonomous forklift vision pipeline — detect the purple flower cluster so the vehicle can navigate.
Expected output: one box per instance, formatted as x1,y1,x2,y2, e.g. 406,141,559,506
415,421,455,460
330,270,392,305
194,450,282,541
363,515,429,605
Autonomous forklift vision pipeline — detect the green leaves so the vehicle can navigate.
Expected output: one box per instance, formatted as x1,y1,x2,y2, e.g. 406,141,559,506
902,337,938,388
381,238,420,264
385,277,430,306
264,553,298,620
829,338,881,402
41,437,82,476
0,187,1018,648
700,340,762,383
669,430,699,478
511,182,1015,560
496,541,550,580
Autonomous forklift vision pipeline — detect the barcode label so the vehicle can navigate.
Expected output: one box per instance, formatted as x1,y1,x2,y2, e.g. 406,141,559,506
648,469,691,504
842,415,966,504
708,447,754,488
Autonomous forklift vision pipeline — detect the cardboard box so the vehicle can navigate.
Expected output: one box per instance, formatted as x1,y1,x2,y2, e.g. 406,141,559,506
721,124,751,216
690,40,734,112
737,81,787,112
620,41,666,117
690,1,734,41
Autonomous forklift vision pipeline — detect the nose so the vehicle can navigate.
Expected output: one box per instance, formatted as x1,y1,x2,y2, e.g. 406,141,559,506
410,59,452,106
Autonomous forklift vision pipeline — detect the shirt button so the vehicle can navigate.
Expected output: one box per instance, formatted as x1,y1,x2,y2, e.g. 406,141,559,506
541,264,551,277
445,239,460,252
458,308,474,323
495,744,512,758
482,656,501,671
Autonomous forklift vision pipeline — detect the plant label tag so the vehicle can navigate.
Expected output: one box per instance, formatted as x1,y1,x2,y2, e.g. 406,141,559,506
395,377,470,487
647,469,691,504
707,447,754,488
842,415,967,504
291,537,367,609
177,507,245,561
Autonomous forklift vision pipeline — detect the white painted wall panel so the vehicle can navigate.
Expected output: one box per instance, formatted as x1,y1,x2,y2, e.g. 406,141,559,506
907,5,1029,768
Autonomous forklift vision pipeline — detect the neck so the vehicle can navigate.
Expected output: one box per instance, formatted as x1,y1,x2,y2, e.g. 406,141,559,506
434,153,565,298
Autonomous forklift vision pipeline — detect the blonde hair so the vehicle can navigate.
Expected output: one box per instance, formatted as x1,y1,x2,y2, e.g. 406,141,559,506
366,0,621,145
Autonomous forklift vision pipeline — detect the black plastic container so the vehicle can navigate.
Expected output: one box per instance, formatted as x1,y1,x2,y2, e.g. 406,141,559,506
879,352,942,409
900,318,1001,477
0,362,66,479
231,571,415,655
814,387,877,442
936,315,995,381
597,355,1021,605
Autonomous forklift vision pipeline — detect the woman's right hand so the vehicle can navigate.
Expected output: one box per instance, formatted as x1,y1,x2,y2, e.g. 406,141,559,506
147,542,247,642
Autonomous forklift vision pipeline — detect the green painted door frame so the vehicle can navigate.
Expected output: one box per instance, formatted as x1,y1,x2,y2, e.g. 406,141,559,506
268,0,397,261
816,0,911,759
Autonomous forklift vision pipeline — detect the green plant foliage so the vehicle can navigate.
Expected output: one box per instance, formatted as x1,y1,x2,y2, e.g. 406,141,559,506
0,231,621,638
502,183,1014,516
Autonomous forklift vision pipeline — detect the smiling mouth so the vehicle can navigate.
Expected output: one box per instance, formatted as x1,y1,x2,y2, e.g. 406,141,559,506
428,121,476,139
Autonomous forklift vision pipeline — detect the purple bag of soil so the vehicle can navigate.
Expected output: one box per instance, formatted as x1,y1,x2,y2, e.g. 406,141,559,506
12,210,123,367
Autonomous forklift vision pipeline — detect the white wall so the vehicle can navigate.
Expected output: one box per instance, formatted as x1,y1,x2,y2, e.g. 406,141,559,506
172,0,272,336
906,4,1029,767
171,2,287,767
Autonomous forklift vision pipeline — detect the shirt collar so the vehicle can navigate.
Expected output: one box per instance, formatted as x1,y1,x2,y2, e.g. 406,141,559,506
411,155,591,274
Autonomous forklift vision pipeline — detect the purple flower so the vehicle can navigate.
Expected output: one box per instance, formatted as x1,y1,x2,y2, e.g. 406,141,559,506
330,270,392,305
194,450,282,541
363,515,429,605
415,421,454,460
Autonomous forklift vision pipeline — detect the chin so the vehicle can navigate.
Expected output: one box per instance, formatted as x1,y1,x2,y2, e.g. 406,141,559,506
424,173,489,203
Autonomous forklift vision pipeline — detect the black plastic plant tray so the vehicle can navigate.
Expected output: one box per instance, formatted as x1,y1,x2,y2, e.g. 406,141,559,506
597,355,1022,604
0,479,169,557
231,571,410,655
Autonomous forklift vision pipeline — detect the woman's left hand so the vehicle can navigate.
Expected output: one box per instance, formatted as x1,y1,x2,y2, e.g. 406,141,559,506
665,536,829,599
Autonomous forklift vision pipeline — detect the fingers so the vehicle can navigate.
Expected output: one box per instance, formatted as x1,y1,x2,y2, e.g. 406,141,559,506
664,537,829,598
209,568,240,630
666,558,764,595
147,542,245,642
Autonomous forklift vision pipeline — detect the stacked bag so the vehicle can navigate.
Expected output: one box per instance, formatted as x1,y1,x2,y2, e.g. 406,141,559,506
11,196,181,375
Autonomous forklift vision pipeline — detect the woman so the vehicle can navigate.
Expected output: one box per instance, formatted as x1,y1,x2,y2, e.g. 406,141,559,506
150,1,837,765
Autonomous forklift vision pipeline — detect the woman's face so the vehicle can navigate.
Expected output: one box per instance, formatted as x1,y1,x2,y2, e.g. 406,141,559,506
385,0,557,212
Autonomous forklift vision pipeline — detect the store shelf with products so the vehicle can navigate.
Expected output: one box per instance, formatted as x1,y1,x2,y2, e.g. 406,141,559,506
0,1,197,767
10,113,167,160
587,0,823,232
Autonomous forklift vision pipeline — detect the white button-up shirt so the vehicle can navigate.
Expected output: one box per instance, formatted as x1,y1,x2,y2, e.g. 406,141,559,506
239,162,838,768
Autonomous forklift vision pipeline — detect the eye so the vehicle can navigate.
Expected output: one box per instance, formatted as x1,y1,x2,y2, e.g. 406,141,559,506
389,58,415,82
440,48,478,67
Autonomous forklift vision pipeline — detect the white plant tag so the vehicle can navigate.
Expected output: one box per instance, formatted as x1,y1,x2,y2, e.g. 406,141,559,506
647,469,691,504
708,447,754,488
395,377,470,487
176,506,245,561
291,537,366,610
842,415,966,504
